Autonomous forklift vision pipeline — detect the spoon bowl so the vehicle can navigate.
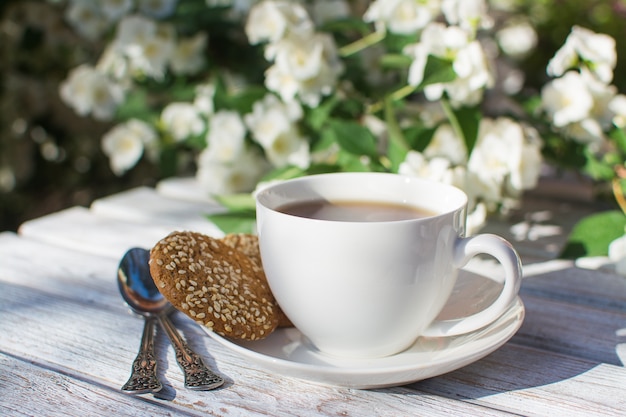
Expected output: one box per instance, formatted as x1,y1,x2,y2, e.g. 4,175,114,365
118,248,169,315
118,247,224,391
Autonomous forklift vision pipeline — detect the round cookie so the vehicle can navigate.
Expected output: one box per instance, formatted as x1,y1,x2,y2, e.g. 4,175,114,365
220,233,263,269
149,230,279,340
220,233,293,328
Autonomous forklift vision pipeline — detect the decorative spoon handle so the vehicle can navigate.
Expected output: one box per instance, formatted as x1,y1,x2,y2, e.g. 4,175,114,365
158,314,224,390
121,316,163,393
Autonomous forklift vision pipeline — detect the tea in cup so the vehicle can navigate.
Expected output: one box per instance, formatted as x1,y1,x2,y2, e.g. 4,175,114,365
255,172,522,358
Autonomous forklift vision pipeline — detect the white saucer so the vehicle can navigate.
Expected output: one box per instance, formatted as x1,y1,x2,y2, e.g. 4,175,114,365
204,269,525,389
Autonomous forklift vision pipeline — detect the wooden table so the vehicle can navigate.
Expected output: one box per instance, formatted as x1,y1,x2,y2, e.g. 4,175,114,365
1,178,625,416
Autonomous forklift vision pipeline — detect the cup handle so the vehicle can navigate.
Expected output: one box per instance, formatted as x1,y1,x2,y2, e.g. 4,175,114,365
421,233,522,338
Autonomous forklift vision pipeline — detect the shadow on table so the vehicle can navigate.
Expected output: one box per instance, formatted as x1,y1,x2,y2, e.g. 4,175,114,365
150,313,234,401
398,263,626,398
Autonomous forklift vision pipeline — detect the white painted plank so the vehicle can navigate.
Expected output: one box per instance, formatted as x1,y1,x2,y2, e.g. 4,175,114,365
0,354,186,417
522,260,626,311
418,344,626,417
513,293,626,366
17,206,211,260
156,177,214,203
90,186,224,235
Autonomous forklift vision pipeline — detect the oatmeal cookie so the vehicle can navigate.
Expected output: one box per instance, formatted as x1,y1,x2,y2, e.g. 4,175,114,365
221,233,293,328
149,231,279,340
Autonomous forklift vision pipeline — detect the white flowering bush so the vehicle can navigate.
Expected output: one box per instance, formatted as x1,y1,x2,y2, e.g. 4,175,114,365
54,0,626,261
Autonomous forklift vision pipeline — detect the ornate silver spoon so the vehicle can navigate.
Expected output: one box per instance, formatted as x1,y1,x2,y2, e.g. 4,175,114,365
118,247,224,392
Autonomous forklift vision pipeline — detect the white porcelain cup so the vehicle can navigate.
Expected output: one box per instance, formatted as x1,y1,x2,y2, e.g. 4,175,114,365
255,172,522,358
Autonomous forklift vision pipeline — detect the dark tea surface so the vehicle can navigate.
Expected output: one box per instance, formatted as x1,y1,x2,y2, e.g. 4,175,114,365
277,199,435,222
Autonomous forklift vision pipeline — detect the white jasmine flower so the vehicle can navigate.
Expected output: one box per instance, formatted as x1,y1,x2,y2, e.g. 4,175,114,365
171,33,208,75
102,119,157,175
137,0,178,19
467,118,541,203
115,14,156,48
265,32,343,106
64,1,110,40
609,94,626,128
548,26,617,83
405,23,493,107
560,119,606,148
205,111,247,162
496,21,538,58
424,124,467,165
115,15,176,79
273,32,324,81
161,103,206,142
245,1,313,45
541,71,594,127
609,234,626,276
548,71,616,147
586,72,618,130
398,151,464,186
96,45,131,83
194,82,216,116
467,118,516,204
100,0,134,21
441,0,493,34
245,94,309,168
267,128,310,168
364,0,442,35
443,40,493,106
196,147,269,195
245,94,300,144
59,64,125,121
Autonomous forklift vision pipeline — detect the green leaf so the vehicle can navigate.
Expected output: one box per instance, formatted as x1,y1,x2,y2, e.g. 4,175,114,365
453,106,481,154
403,125,437,152
306,95,339,131
261,165,306,182
213,194,255,211
383,33,418,53
418,55,456,89
115,89,155,122
387,140,408,172
305,163,342,175
384,98,409,171
206,210,257,234
158,145,179,177
320,17,370,36
185,133,207,150
610,127,626,154
226,86,268,114
336,151,372,172
324,119,378,158
561,210,626,258
583,147,615,181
